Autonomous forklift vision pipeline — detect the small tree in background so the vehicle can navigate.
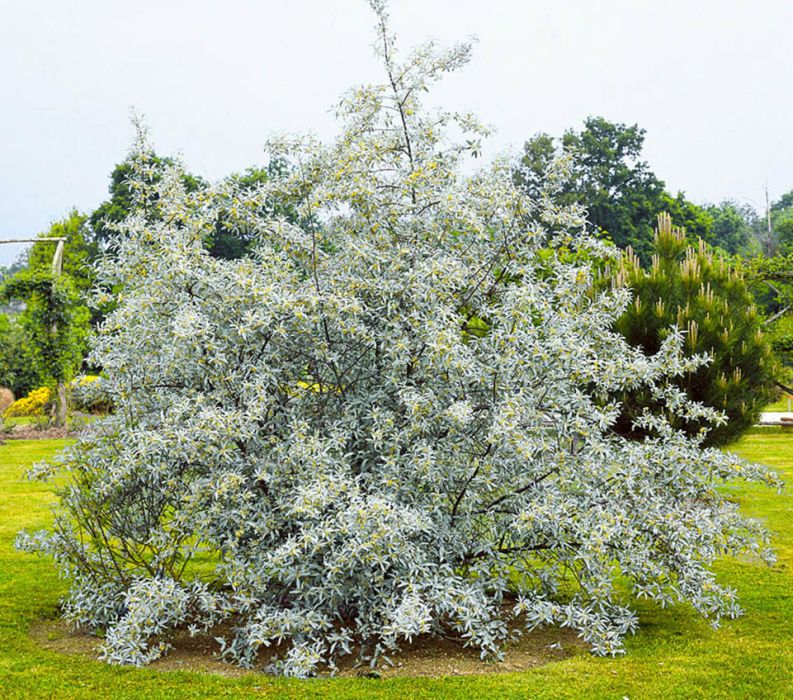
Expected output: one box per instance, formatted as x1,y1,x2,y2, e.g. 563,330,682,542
0,269,89,424
19,2,780,677
742,251,793,389
511,118,733,261
514,117,666,262
0,313,39,397
90,153,207,250
0,213,93,413
607,213,777,445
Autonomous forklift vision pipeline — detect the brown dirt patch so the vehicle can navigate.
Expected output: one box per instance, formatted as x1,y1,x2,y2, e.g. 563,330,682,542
30,618,585,678
3,424,75,440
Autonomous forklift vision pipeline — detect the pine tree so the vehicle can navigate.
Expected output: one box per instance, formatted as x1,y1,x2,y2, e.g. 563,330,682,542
608,213,777,445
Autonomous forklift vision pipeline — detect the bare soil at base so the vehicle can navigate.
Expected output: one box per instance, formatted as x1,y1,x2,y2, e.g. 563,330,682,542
4,424,74,440
30,618,585,678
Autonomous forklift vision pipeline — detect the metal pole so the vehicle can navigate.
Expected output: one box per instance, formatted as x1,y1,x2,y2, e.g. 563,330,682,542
0,237,67,244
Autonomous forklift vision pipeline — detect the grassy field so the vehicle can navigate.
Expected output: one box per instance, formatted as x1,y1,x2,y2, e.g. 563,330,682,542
1,431,791,699
1,416,39,427
765,395,793,412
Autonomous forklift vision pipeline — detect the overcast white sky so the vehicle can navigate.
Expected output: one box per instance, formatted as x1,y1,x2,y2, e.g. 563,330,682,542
2,0,792,265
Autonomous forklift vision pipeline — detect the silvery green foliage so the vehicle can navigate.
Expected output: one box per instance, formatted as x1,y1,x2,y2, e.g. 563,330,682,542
20,2,780,677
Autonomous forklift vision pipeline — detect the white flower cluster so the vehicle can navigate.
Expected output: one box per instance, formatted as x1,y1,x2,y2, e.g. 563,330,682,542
20,2,780,677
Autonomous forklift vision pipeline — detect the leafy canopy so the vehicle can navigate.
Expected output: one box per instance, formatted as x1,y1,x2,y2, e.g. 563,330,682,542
91,154,299,261
514,119,758,258
514,117,666,261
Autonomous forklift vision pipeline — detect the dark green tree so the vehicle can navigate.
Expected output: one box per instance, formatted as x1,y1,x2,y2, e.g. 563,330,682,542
705,200,755,254
771,189,793,216
512,132,555,202
90,153,207,249
92,154,300,260
605,213,777,445
742,251,793,389
775,216,793,256
206,161,302,259
0,314,39,396
768,315,793,388
515,117,712,262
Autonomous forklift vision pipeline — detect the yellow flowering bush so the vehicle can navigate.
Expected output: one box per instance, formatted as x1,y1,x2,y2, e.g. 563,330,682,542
70,374,100,388
69,374,112,414
4,387,52,418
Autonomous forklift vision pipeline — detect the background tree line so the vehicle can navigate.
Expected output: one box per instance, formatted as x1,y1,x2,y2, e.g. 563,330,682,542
514,116,793,398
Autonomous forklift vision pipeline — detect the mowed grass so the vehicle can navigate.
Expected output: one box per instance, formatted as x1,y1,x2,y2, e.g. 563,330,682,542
0,431,791,699
765,395,793,412
2,416,39,427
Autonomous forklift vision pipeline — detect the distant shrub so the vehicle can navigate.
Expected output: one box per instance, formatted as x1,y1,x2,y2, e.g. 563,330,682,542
0,314,40,397
768,315,793,387
4,386,52,418
69,375,113,415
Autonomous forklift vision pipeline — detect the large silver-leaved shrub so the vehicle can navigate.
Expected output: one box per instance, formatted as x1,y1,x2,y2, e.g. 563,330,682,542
19,3,779,677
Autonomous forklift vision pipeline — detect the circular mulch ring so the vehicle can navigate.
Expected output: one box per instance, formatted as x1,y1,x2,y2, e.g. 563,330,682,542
30,618,586,678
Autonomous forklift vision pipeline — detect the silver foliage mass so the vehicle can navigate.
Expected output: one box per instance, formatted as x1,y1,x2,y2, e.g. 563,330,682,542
18,2,780,677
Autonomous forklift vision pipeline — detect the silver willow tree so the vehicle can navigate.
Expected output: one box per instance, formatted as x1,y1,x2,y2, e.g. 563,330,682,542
19,3,780,677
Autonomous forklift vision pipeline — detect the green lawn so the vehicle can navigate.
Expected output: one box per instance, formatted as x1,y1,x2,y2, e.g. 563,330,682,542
765,395,793,412
1,416,39,427
0,432,791,699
